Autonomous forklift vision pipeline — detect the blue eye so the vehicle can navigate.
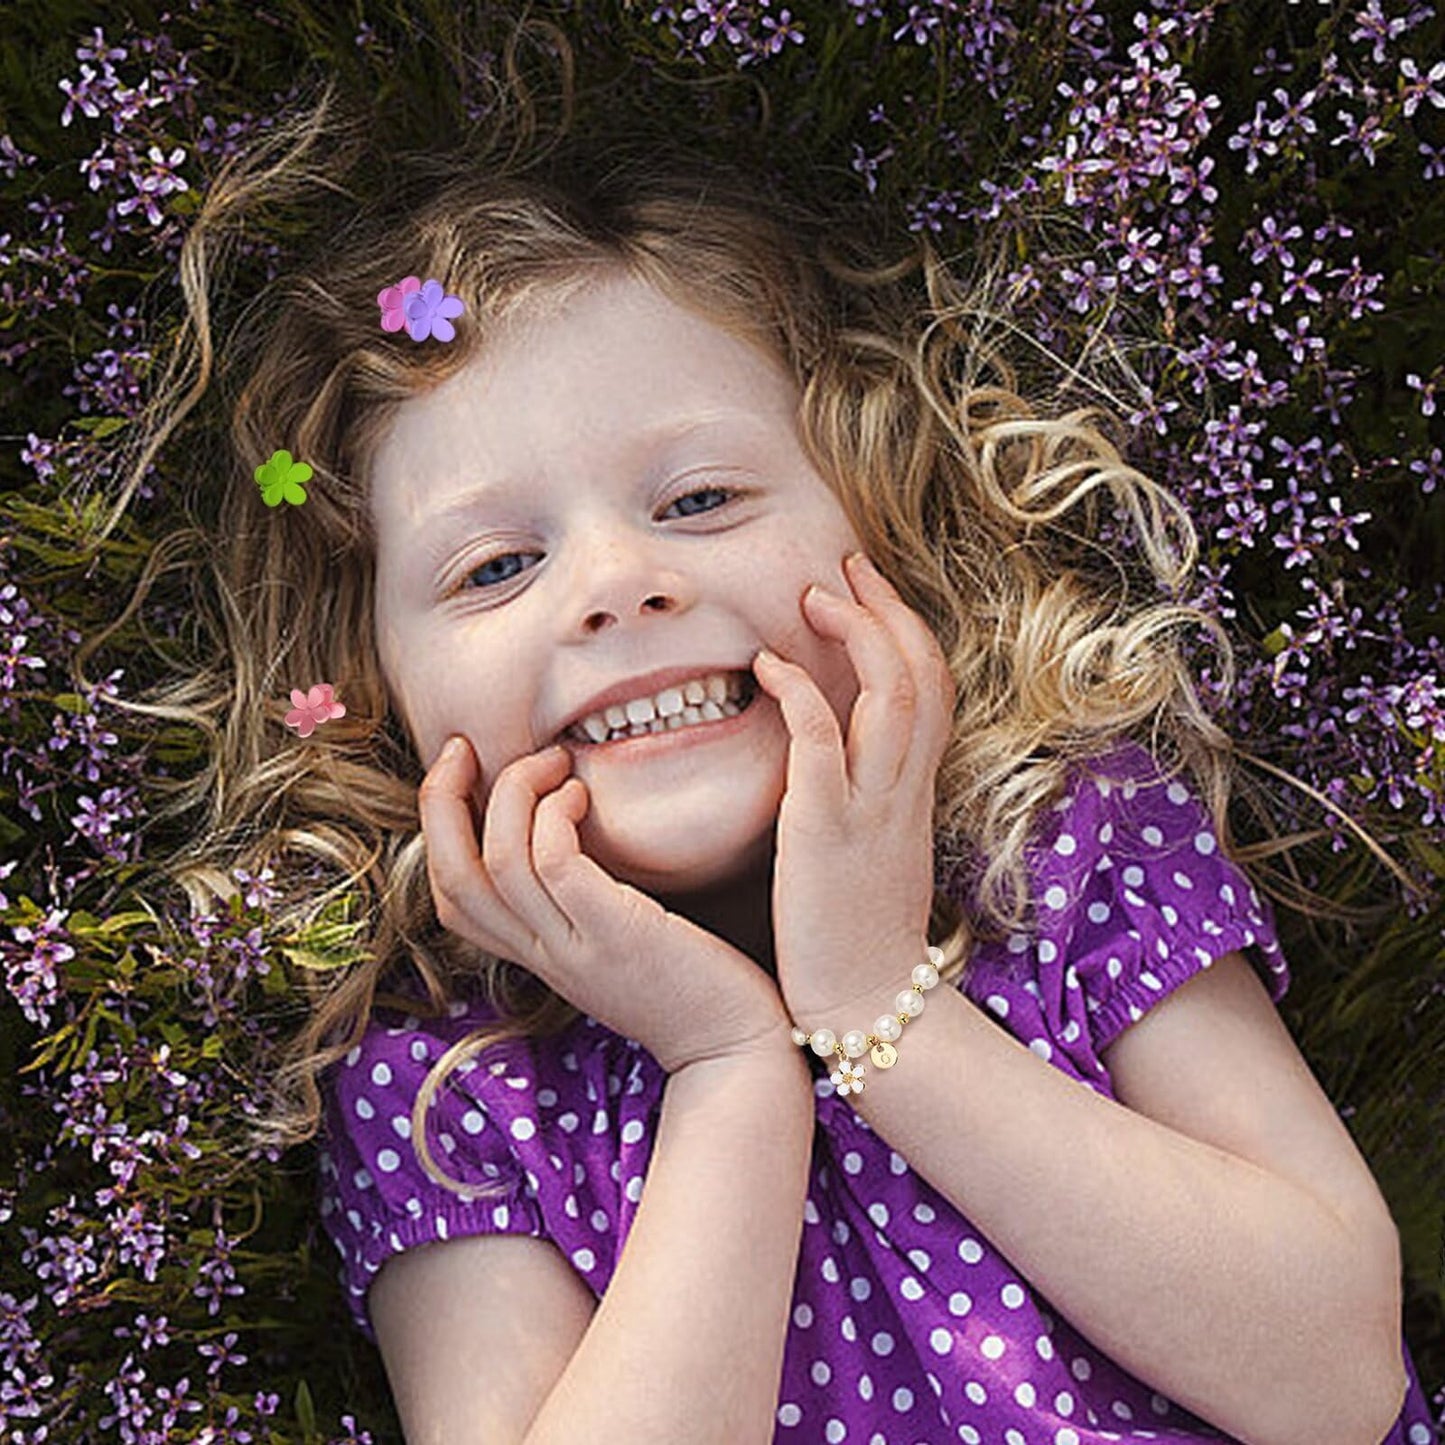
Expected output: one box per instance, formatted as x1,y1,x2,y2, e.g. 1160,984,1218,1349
450,483,746,595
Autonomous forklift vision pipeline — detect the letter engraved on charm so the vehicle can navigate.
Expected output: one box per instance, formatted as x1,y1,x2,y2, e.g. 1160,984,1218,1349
871,1042,898,1069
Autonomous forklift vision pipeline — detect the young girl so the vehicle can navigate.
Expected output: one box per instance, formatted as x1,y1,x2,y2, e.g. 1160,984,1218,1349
110,37,1436,1445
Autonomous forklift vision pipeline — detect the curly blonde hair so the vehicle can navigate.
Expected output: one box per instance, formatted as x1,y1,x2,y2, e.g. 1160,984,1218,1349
73,18,1407,1204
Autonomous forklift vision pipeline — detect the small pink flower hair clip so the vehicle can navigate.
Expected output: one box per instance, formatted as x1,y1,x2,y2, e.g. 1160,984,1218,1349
378,276,421,332
377,275,465,343
284,683,347,738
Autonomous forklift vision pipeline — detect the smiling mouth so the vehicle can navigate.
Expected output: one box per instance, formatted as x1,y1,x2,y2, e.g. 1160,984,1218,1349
559,673,759,749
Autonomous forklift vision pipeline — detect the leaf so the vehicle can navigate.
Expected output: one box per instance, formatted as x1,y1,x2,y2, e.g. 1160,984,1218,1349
276,894,370,972
72,416,129,439
294,1378,316,1438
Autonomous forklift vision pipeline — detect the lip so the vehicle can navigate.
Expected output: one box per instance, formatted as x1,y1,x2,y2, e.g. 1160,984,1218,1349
559,678,761,758
551,663,756,742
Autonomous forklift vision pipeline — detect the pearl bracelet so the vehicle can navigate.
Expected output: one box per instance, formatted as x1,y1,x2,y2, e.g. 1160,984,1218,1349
789,944,945,1095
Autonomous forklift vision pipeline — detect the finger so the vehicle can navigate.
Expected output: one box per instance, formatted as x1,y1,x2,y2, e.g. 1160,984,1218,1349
416,737,535,963
750,646,850,813
531,773,659,941
844,553,955,775
480,743,580,961
801,579,913,794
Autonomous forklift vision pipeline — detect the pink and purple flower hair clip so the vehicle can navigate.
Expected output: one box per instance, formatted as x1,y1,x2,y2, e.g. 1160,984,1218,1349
377,275,465,343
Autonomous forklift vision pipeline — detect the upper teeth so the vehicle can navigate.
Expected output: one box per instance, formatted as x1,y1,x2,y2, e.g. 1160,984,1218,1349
566,671,749,744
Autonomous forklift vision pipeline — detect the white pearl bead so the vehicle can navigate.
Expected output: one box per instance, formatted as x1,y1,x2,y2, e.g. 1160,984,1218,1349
897,989,924,1017
809,1027,836,1056
912,962,939,989
790,1027,810,1047
926,944,945,968
841,1030,868,1058
875,1013,902,1042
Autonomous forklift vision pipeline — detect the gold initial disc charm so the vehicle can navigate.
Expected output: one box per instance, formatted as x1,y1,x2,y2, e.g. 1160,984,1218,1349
870,1041,898,1069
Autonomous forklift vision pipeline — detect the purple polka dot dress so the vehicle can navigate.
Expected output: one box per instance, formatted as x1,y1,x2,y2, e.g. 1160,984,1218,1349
317,742,1438,1444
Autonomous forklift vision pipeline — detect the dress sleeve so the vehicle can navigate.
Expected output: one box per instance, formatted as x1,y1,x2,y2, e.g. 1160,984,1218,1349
316,1019,548,1346
1064,745,1290,1060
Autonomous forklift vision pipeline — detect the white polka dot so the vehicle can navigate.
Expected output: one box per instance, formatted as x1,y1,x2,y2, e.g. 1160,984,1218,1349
344,1045,361,1067
929,1326,955,1355
777,1403,802,1426
1054,833,1077,856
435,1216,449,1241
870,1331,895,1356
900,1275,925,1301
1054,1389,1074,1414
1194,831,1217,854
1054,1430,1081,1445
354,1096,374,1121
1141,824,1163,847
376,1148,401,1174
985,994,1010,1019
1036,1334,1055,1361
1007,931,1030,953
1000,1282,1026,1309
409,1039,428,1062
1015,1381,1037,1407
461,1109,486,1135
390,1113,410,1139
1044,884,1069,910
1070,1356,1092,1380
370,1061,392,1087
810,1360,832,1386
947,1292,973,1316
1160,903,1178,927
1122,865,1144,887
1087,901,1111,924
1172,869,1194,890
980,1335,1005,1360
352,1167,373,1191
1038,938,1058,963
890,1386,914,1412
958,1238,984,1264
825,1418,846,1442
1408,1425,1433,1444
509,1117,536,1141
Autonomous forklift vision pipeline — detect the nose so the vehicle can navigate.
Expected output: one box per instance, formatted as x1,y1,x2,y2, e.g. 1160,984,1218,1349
570,539,685,635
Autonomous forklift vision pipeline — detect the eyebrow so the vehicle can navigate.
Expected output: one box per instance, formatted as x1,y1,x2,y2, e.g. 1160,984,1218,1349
410,410,763,557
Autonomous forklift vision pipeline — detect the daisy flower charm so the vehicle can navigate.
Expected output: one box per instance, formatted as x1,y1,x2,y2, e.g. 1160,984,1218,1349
830,1058,868,1096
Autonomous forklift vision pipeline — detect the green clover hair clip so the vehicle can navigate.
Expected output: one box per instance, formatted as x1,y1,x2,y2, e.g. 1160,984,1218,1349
255,449,312,506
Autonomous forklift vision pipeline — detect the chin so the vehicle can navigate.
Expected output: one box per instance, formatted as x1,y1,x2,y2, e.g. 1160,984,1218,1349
578,812,775,897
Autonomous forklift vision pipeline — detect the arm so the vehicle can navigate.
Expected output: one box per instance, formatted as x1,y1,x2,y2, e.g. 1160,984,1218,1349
524,1043,815,1445
843,977,1406,1445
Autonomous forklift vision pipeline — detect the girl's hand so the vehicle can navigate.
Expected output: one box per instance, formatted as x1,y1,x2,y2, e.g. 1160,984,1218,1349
418,736,798,1076
751,552,956,1036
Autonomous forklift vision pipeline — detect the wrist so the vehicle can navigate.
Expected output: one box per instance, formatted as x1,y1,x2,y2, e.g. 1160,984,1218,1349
786,943,945,1094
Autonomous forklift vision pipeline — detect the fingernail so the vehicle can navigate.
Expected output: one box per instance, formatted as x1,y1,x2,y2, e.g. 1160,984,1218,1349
441,736,463,760
848,551,871,572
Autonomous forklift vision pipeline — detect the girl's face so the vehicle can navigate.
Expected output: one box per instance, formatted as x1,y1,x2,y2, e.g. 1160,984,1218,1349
369,273,866,902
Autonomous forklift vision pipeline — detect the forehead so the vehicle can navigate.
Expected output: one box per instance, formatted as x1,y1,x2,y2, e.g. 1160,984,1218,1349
368,275,798,535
